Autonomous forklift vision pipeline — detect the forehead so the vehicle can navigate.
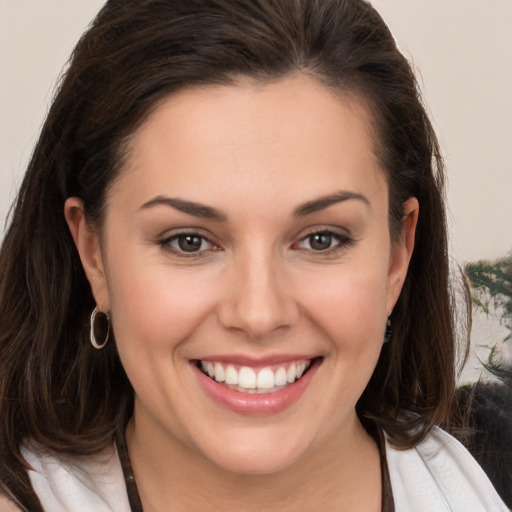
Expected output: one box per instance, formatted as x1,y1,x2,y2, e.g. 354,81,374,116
113,75,385,214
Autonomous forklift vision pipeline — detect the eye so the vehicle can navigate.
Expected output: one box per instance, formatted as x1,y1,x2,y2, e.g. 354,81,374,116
176,234,206,252
159,232,217,255
296,230,353,253
306,233,335,251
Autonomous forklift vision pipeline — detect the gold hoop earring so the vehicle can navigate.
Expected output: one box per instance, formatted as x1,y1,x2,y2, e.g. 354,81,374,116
90,306,110,349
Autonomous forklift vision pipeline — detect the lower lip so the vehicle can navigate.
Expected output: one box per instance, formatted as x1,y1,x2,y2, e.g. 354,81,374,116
193,359,320,416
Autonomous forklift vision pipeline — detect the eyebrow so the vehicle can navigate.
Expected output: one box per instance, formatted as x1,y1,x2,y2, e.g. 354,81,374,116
139,190,369,221
292,191,370,218
139,196,227,221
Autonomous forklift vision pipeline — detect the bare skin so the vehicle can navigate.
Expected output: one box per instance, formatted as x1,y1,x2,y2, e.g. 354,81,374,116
0,494,23,512
126,411,381,512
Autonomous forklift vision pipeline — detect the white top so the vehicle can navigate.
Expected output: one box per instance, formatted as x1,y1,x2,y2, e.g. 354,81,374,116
386,427,508,512
21,427,508,512
22,443,130,512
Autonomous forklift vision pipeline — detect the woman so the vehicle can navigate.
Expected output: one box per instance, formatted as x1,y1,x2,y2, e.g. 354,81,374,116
0,0,507,510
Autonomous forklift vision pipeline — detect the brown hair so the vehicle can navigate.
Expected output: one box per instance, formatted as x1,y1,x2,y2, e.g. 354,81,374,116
0,0,464,505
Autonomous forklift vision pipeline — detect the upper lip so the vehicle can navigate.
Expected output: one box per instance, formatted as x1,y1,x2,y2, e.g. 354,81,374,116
192,354,318,367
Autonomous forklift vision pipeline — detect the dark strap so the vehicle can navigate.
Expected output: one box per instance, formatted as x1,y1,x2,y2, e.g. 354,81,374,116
115,431,144,512
377,429,396,512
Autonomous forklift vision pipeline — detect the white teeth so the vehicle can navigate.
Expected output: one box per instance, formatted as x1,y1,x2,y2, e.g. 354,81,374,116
200,359,313,391
256,367,275,389
287,363,297,383
225,365,238,385
274,367,287,386
214,362,225,382
238,367,256,389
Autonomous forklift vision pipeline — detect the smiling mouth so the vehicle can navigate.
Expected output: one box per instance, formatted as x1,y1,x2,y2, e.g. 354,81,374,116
196,359,317,394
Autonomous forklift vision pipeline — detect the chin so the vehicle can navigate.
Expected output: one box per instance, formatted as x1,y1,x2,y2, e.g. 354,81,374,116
197,428,309,476
210,447,302,476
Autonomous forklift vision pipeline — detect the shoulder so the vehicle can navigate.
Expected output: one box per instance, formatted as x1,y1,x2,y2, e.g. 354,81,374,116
21,441,131,512
385,426,508,512
0,495,22,512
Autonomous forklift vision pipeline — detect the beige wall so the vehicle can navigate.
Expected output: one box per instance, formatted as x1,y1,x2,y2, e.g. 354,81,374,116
372,0,512,262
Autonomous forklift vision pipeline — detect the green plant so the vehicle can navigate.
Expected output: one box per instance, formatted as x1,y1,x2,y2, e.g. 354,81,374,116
465,253,512,342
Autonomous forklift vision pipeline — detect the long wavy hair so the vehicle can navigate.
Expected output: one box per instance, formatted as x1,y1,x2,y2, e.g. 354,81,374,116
0,0,465,506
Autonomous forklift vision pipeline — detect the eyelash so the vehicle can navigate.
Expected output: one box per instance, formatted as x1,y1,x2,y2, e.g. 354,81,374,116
158,231,218,258
294,229,355,255
158,229,354,258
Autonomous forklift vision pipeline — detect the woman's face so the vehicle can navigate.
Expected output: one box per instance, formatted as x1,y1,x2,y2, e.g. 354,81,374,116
68,75,417,474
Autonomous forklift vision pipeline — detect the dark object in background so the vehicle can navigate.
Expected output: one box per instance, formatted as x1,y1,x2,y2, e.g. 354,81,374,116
450,366,512,509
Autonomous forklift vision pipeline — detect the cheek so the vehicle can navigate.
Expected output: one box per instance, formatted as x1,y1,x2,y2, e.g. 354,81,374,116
295,260,389,350
106,258,219,354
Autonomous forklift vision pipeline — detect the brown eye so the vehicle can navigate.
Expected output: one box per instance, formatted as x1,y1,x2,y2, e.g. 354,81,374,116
295,230,354,254
308,233,333,251
177,234,203,252
159,232,216,256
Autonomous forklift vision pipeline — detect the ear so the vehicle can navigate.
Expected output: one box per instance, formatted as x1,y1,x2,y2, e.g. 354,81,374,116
386,197,419,314
64,198,110,311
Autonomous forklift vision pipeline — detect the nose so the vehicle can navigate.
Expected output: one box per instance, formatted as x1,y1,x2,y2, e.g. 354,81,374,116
217,251,299,340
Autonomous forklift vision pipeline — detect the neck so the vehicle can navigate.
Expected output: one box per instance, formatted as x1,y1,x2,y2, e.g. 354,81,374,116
125,411,382,512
